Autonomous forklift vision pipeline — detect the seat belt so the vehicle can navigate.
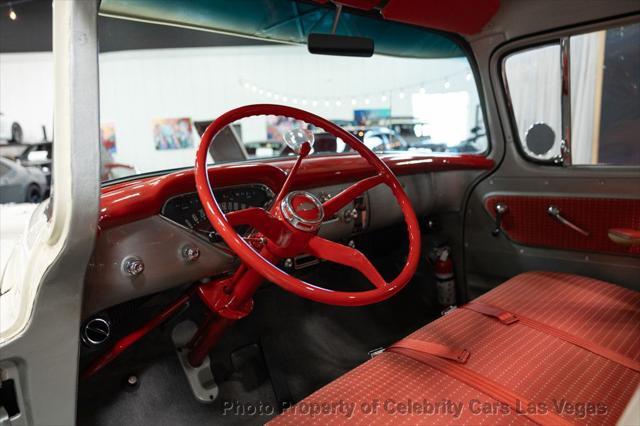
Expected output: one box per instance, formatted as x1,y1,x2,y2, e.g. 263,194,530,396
462,302,640,373
387,339,572,426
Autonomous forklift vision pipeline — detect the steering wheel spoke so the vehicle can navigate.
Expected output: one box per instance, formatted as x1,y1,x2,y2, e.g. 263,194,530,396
225,207,290,246
323,173,385,218
307,236,387,289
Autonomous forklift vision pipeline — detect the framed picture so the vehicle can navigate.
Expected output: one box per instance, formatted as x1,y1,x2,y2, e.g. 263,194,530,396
354,108,391,125
153,117,194,150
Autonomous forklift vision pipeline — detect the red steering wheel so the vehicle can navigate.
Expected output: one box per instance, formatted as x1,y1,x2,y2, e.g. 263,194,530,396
195,104,421,306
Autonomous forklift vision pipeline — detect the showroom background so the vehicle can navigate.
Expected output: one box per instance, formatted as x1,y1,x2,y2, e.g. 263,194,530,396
0,3,477,173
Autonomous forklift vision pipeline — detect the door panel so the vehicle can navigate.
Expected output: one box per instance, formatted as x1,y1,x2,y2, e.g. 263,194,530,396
464,16,640,296
484,195,640,256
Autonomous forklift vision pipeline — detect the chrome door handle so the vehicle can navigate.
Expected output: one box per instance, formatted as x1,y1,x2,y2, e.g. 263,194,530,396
547,205,590,237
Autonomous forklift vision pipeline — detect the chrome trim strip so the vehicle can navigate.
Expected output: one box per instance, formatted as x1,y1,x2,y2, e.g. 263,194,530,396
559,36,572,166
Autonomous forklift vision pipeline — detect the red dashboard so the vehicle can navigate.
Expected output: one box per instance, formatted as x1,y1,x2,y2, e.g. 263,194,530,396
99,153,494,230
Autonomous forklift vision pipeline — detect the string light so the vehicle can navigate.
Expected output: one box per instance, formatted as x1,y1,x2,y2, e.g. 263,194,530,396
8,7,17,21
239,67,471,107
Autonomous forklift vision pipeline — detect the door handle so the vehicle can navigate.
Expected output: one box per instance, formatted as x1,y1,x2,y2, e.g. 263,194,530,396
547,205,590,237
608,228,640,246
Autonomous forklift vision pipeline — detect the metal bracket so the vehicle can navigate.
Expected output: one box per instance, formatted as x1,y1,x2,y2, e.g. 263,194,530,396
171,321,219,403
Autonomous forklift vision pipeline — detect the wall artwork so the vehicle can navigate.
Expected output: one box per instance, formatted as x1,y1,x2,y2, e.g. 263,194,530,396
153,117,194,150
354,108,391,125
100,123,117,154
266,115,307,141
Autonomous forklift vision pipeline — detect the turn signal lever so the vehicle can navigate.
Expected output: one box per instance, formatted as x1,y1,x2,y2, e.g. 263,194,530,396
492,203,508,236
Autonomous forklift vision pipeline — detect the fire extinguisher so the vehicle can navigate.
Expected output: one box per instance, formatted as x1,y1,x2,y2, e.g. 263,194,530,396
435,248,456,310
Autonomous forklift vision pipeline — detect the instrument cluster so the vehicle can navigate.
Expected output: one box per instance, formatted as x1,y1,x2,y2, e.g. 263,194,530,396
161,184,274,242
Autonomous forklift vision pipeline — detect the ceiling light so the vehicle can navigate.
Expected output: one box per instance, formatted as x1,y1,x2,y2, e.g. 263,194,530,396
364,98,371,105
336,100,342,107
466,73,472,81
398,91,405,99
9,8,17,20
444,80,451,89
381,95,388,102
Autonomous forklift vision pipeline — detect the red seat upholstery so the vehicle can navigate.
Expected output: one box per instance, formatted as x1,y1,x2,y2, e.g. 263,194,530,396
270,272,640,425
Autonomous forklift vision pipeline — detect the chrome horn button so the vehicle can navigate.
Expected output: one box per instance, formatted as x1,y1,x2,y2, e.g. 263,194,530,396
280,191,324,232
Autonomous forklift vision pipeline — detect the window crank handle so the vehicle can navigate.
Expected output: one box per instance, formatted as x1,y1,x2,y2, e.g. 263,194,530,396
492,203,508,236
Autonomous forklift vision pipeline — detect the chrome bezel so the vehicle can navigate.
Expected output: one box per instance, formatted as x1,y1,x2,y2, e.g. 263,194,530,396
280,191,324,232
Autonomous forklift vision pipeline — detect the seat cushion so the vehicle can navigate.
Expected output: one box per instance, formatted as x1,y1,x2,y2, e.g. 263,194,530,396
270,272,640,425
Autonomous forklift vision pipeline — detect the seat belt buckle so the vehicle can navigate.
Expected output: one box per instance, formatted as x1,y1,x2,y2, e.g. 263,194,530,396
497,311,518,325
456,349,471,364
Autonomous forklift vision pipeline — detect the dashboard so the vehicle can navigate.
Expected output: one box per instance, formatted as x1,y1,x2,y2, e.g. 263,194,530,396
85,153,494,317
160,184,274,242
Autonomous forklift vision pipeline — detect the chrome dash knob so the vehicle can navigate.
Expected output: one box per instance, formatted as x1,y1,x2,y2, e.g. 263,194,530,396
182,245,201,263
123,256,144,277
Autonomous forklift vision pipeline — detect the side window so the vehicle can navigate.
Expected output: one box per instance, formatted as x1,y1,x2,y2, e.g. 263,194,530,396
504,22,640,166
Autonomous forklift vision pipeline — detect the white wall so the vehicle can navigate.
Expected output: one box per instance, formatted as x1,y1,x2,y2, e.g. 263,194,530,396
0,52,54,142
1,45,480,173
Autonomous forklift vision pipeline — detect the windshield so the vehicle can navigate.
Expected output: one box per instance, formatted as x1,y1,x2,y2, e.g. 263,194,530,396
98,7,487,182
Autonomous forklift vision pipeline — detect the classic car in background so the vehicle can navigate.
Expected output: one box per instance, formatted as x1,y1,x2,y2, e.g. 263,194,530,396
0,157,48,203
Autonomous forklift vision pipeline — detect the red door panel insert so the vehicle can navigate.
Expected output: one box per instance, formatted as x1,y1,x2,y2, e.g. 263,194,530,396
485,196,640,256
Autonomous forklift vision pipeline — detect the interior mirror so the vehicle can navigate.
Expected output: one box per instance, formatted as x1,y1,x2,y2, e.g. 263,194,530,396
525,122,556,156
283,128,315,154
308,33,374,57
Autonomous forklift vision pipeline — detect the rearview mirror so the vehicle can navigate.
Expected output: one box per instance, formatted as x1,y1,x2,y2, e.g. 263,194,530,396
308,33,374,57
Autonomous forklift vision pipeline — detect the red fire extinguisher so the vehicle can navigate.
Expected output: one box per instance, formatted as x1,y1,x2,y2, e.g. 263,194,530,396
435,248,456,310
